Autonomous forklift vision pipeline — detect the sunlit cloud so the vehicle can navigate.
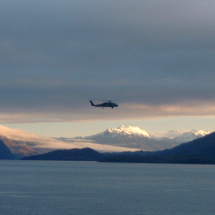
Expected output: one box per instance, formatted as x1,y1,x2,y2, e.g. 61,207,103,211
0,125,138,152
1,101,215,124
0,125,41,141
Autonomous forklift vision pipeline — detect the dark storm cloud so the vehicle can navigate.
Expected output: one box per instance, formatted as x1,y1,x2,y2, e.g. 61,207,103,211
0,0,215,121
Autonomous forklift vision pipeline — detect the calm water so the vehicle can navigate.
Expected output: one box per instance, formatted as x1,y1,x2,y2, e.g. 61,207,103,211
0,161,215,215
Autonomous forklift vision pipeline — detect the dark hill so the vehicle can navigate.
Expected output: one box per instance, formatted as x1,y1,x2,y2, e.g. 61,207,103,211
0,140,15,159
101,132,215,164
22,147,104,161
162,131,215,157
152,131,215,164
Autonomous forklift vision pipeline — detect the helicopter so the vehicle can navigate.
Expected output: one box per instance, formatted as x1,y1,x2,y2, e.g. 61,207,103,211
90,100,118,109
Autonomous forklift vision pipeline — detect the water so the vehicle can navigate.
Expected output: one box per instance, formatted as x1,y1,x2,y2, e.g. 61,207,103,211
0,161,215,215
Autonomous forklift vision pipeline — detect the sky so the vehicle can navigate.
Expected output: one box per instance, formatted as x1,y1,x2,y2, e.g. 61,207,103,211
0,0,215,138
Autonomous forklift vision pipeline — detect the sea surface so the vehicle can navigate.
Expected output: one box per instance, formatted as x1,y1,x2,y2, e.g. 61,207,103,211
0,161,215,215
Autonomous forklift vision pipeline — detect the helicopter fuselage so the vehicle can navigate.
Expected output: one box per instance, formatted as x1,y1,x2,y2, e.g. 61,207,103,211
90,100,118,109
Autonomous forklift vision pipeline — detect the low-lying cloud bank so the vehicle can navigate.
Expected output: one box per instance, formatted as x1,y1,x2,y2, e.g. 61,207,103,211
0,125,138,152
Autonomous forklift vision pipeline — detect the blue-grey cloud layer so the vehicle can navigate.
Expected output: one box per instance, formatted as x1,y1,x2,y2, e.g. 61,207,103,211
0,0,215,121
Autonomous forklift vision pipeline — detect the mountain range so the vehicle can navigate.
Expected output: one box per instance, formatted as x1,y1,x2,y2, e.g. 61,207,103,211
0,125,211,159
0,135,42,158
60,125,210,151
101,131,215,164
23,131,215,164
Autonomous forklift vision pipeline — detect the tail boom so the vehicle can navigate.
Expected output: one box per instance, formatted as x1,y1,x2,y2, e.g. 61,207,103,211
90,100,95,106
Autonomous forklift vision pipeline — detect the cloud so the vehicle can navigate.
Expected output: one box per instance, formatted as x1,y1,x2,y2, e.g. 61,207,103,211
0,124,137,152
0,124,42,142
1,101,215,125
0,0,215,122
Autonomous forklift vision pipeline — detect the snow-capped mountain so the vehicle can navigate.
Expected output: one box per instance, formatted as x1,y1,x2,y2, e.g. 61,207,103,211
89,125,150,139
74,125,211,151
80,125,160,151
156,129,211,143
